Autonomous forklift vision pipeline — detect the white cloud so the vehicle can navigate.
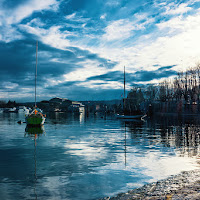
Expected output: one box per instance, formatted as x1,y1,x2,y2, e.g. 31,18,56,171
102,19,135,41
77,80,125,90
0,0,59,25
41,26,72,49
19,25,72,50
86,10,200,85
105,0,121,7
164,3,192,15
26,18,45,27
102,16,155,42
134,13,148,21
63,59,108,82
2,82,18,89
154,1,167,8
100,13,107,19
1,0,199,92
0,0,60,43
42,59,112,90
0,25,24,43
65,12,90,23
154,12,200,71
65,12,76,20
158,14,200,32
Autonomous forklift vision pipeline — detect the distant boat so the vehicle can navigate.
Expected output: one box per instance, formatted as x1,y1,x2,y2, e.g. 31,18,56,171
116,114,146,119
8,107,17,112
116,66,146,120
26,41,45,126
17,106,29,114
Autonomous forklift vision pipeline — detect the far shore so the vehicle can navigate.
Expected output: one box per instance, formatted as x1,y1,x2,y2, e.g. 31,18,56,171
100,169,200,200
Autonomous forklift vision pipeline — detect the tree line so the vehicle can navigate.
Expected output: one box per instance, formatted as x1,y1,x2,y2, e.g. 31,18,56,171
127,63,200,104
158,63,200,102
0,100,18,108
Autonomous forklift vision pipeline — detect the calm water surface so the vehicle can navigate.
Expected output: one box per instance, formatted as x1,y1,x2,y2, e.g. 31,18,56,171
0,112,200,200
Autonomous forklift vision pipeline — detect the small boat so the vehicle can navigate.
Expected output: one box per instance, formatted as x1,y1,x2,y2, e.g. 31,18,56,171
26,108,45,126
116,114,146,119
26,41,46,126
17,106,29,114
8,107,17,112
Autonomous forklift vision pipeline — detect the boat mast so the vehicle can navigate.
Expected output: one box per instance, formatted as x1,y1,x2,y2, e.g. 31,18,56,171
35,41,38,108
124,66,125,99
123,66,126,112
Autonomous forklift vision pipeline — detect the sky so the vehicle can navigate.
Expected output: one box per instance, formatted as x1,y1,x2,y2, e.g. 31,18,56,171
0,0,200,102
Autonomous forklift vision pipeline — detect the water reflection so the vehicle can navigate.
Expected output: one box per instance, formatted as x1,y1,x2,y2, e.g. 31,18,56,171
119,117,200,184
25,125,45,136
149,116,200,157
1,113,200,199
125,116,200,155
79,112,85,124
47,112,85,125
24,126,45,200
124,123,127,167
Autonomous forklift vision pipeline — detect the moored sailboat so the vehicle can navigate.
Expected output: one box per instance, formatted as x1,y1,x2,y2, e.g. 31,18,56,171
26,108,45,126
26,41,45,126
116,66,146,120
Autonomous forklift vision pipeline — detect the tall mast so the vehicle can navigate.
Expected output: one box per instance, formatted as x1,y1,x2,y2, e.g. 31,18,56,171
123,66,126,113
35,41,38,108
124,66,125,98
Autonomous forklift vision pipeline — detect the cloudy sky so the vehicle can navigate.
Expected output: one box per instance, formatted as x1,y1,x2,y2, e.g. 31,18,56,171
0,0,200,102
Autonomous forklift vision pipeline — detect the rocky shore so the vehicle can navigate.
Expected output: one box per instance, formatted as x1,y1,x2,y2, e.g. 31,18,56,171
100,169,200,200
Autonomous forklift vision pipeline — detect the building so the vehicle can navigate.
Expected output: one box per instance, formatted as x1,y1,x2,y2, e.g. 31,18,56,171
40,97,84,113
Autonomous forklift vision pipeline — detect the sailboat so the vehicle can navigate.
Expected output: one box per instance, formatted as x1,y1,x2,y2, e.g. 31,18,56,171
116,66,146,120
26,41,46,126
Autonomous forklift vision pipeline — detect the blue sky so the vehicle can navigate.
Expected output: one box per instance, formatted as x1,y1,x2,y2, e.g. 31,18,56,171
0,0,200,102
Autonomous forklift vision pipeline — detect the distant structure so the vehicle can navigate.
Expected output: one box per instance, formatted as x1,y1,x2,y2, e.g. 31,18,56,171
82,100,121,114
39,97,84,113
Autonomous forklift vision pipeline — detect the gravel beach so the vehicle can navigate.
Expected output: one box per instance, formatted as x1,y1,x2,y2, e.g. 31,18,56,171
100,169,200,200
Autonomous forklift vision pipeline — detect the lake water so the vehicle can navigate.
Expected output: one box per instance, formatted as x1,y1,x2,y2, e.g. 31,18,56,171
0,112,200,200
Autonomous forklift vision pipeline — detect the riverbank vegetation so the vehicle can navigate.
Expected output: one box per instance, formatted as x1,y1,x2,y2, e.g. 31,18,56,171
131,63,200,104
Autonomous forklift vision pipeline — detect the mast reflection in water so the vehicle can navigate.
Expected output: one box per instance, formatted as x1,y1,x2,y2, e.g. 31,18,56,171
24,125,45,200
125,116,200,157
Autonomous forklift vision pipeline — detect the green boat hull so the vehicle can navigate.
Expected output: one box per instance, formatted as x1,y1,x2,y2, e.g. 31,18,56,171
26,116,45,126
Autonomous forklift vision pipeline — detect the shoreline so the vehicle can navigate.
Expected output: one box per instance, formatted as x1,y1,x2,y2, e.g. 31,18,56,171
100,169,200,200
